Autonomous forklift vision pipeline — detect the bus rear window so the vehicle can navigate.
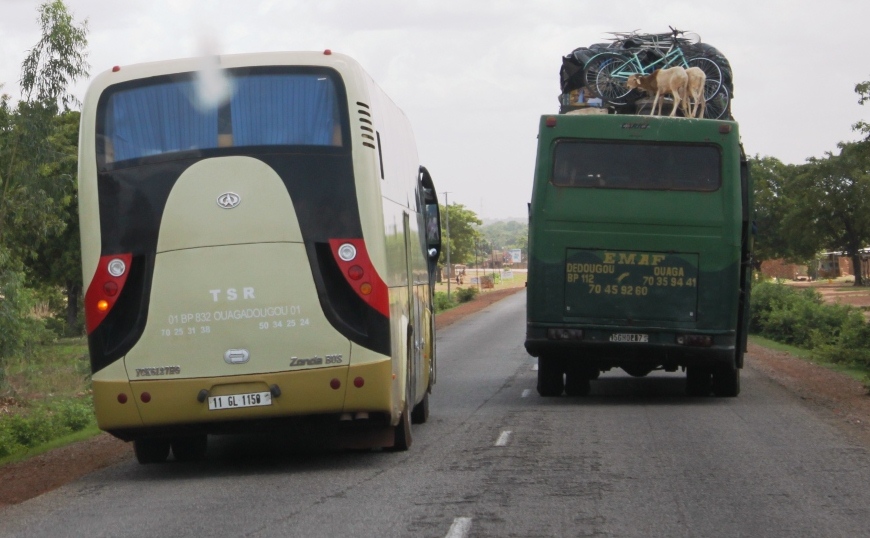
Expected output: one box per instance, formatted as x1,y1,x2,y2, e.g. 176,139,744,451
551,140,721,191
98,69,345,164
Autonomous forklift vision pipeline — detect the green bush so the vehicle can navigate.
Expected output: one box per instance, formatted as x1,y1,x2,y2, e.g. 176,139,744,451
434,291,456,313
55,398,94,432
0,247,53,369
751,281,870,368
455,287,479,303
811,312,870,367
750,282,855,348
0,397,95,459
0,419,24,459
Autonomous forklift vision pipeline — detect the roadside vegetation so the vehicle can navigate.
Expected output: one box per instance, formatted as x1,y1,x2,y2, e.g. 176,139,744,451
0,338,95,462
751,280,870,390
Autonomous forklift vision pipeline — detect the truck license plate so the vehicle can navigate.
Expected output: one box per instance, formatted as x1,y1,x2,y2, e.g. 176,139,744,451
208,391,272,410
609,333,649,343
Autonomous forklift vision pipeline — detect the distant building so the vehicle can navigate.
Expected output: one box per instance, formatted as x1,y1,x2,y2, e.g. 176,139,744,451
760,259,809,281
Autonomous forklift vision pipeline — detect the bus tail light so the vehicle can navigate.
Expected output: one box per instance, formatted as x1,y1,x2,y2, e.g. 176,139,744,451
329,239,389,317
84,253,132,334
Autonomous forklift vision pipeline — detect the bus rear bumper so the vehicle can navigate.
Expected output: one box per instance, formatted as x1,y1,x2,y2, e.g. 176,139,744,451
94,359,394,440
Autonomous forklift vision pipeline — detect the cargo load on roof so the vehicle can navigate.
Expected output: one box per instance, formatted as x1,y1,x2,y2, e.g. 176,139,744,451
558,27,734,119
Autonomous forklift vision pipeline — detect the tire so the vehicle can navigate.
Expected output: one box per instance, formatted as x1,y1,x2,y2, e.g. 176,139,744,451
537,355,564,397
703,86,730,119
564,374,591,397
583,52,631,105
595,56,636,106
582,53,622,97
134,437,171,464
564,361,592,396
390,359,413,451
171,434,208,462
685,366,712,396
391,401,413,451
685,57,723,100
411,392,429,424
712,365,741,397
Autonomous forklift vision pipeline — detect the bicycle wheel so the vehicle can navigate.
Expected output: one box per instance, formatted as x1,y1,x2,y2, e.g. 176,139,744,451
685,56,722,101
703,86,730,119
583,52,625,97
594,55,635,105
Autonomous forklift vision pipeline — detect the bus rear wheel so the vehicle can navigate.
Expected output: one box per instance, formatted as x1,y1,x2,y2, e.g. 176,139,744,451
537,355,564,397
390,401,413,451
390,363,414,451
171,434,208,462
411,392,429,424
134,437,170,464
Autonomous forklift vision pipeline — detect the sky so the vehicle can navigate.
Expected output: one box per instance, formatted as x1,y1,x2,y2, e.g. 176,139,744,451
1,0,868,220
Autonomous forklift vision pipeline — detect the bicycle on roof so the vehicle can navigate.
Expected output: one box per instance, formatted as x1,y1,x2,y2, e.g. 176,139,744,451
583,27,730,119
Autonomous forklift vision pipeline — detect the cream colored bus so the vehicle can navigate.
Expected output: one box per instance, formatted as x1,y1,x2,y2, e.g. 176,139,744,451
78,51,441,463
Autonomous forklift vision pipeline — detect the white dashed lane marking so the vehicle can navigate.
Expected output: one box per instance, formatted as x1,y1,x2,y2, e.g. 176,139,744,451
444,517,472,538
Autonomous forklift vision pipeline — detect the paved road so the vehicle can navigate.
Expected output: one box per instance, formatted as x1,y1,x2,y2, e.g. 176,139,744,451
2,291,870,537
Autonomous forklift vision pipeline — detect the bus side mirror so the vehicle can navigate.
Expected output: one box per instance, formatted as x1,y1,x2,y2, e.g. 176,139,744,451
425,203,442,256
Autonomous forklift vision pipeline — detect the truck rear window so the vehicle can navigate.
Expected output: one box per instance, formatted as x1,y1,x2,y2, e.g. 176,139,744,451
551,140,721,191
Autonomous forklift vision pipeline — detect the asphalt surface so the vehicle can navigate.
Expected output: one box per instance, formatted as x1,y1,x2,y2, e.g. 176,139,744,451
2,290,870,537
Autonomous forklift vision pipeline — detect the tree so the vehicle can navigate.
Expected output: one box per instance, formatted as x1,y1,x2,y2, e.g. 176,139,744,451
749,155,800,268
19,0,89,110
0,0,87,246
782,142,870,286
0,0,89,359
22,110,83,334
854,78,870,137
479,219,528,265
441,203,482,266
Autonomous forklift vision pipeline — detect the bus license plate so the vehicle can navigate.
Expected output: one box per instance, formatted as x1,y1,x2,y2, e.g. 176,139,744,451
609,333,649,343
208,391,272,410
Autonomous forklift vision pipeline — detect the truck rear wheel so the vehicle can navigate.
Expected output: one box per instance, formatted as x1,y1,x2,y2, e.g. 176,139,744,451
686,366,712,396
564,361,592,396
712,365,740,397
537,355,564,397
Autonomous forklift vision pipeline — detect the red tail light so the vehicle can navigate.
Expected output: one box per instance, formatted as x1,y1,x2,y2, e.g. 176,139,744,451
84,253,132,334
329,238,389,317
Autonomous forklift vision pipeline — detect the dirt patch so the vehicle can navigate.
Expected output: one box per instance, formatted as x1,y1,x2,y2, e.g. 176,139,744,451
0,433,130,508
749,342,870,443
3,284,869,508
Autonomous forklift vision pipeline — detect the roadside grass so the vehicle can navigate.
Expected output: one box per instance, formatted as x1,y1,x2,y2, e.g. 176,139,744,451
749,335,870,390
0,337,97,463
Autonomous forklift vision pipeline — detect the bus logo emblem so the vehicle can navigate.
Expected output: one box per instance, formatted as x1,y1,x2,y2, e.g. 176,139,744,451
217,192,241,209
224,349,250,364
